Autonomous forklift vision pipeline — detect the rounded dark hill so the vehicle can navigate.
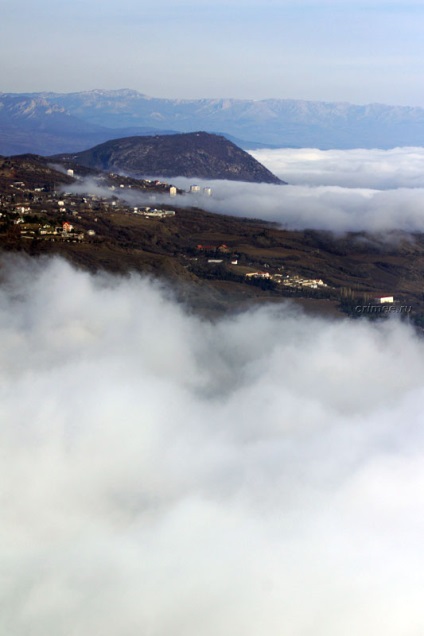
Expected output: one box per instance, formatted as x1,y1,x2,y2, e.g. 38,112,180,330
53,132,285,184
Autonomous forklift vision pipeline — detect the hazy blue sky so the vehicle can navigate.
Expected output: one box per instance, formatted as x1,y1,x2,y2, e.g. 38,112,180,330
2,0,424,105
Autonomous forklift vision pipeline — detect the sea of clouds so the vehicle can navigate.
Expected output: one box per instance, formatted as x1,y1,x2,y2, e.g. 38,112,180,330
2,255,424,635
161,146,424,233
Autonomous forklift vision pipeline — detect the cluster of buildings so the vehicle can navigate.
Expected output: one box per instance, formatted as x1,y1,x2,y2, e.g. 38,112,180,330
245,272,327,289
188,185,212,196
0,171,180,249
193,242,329,291
0,184,99,241
16,219,96,242
133,207,175,219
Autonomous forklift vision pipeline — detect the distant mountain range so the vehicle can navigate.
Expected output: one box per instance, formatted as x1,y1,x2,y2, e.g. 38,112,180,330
2,89,424,155
53,132,284,184
0,93,182,156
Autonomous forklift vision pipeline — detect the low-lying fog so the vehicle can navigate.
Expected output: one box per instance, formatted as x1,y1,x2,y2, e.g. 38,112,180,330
251,146,424,190
2,256,424,635
101,146,424,233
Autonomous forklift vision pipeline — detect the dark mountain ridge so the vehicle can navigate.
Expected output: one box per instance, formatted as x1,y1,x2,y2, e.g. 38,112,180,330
53,132,284,184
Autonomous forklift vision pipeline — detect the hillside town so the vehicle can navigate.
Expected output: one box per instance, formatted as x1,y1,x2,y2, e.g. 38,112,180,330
1,156,408,319
0,168,181,244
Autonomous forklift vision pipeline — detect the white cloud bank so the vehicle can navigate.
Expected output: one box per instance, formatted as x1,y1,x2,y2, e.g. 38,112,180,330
161,147,424,233
251,146,424,190
2,256,424,635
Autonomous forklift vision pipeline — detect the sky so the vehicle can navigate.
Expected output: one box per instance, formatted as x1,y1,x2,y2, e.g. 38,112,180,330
3,255,424,635
2,0,424,105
